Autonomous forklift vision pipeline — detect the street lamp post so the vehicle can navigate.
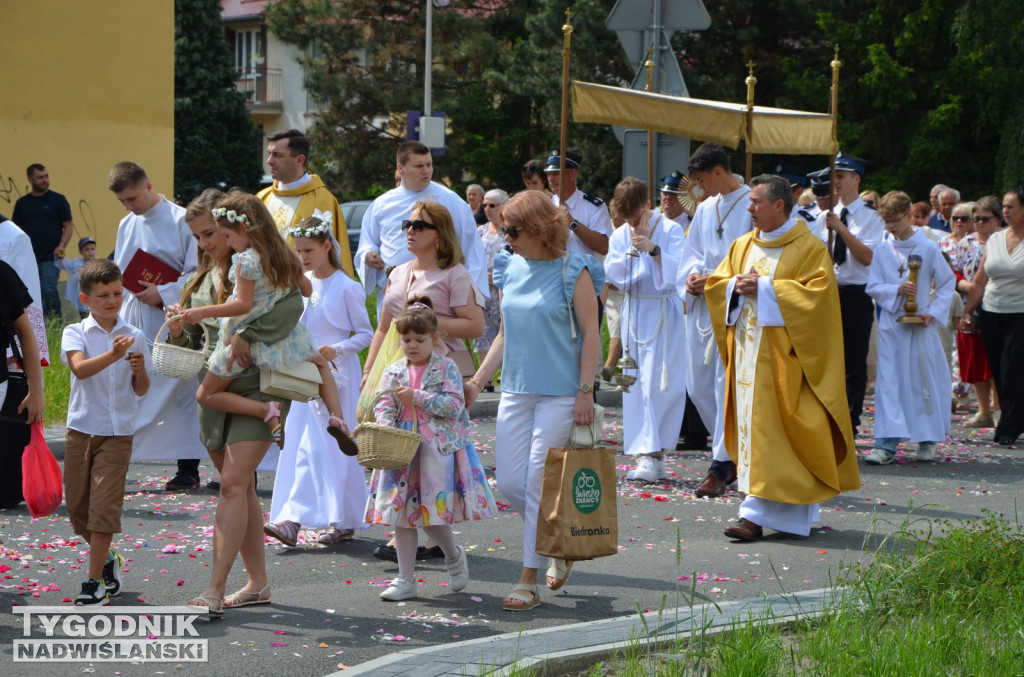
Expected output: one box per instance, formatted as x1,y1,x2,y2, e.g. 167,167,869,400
420,0,448,147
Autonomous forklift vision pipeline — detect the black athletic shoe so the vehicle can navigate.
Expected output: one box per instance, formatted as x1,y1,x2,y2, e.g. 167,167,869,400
75,579,109,606
102,551,125,596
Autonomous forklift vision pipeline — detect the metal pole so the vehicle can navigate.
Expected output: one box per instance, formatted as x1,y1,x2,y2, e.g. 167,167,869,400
645,46,655,203
745,61,756,183
828,46,841,259
425,0,433,115
558,9,573,203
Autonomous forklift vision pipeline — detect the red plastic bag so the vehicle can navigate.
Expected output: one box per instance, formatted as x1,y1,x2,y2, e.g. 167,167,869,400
22,422,63,518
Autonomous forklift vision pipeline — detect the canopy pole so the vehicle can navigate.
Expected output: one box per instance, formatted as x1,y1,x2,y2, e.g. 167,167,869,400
558,9,573,203
645,45,655,203
745,61,756,183
828,45,841,260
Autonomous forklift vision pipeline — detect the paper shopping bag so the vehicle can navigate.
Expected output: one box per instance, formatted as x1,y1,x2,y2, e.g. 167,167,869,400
535,446,618,561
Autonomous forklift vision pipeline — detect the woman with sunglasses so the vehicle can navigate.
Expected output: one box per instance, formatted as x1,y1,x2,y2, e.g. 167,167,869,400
465,190,603,612
361,200,485,387
963,187,1024,446
955,196,1003,428
476,189,510,383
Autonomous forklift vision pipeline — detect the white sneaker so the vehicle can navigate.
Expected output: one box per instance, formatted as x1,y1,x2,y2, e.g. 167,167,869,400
379,577,417,601
916,443,937,462
863,448,894,465
445,545,469,592
626,455,666,482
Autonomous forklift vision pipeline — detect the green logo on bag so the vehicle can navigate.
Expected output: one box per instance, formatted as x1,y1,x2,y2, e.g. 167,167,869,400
572,468,601,514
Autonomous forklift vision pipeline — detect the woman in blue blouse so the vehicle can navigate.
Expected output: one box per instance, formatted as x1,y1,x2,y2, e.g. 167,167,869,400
465,190,603,611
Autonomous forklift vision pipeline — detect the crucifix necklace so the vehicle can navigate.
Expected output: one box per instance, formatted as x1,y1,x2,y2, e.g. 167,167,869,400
892,238,916,276
715,187,751,238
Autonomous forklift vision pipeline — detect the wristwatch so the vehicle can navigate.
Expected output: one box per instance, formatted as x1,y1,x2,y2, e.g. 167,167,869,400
578,382,592,393
569,220,579,231
650,245,662,257
55,249,65,259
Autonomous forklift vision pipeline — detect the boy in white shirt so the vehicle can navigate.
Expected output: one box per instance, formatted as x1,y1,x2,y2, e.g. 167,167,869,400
62,259,151,605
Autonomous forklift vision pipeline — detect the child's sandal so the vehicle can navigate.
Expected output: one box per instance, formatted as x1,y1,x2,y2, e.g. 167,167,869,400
264,401,284,447
327,415,359,457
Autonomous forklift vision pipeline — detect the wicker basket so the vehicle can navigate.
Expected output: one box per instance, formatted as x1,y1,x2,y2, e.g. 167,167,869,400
353,389,423,469
152,316,210,381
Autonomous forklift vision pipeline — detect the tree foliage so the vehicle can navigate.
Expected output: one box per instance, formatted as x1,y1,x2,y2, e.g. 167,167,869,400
264,0,1022,204
174,0,264,202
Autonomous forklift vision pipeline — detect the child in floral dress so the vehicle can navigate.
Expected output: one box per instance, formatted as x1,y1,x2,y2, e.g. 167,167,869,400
365,297,497,601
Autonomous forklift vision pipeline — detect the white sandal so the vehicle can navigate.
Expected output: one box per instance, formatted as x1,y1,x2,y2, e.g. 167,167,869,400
502,583,540,611
546,558,574,591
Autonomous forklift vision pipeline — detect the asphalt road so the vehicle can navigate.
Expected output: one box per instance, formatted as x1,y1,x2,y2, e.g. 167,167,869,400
1,392,1021,676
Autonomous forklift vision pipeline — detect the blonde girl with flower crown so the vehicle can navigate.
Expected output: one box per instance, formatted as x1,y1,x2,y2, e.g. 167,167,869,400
181,191,357,454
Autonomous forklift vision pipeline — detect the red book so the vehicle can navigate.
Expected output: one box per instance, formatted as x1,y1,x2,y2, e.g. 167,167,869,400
122,249,182,295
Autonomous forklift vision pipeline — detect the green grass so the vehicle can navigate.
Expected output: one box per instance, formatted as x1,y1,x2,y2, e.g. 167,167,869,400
583,511,1024,676
42,316,72,426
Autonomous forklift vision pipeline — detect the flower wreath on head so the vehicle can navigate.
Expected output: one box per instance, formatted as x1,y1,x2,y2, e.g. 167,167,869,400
212,207,251,226
287,209,333,238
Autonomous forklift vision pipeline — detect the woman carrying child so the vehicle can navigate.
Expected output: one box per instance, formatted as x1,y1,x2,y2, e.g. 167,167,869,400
365,297,497,601
264,212,373,547
166,189,303,613
180,192,357,455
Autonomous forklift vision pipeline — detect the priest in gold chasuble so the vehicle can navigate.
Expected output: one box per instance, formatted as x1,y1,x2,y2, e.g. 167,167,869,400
705,175,860,542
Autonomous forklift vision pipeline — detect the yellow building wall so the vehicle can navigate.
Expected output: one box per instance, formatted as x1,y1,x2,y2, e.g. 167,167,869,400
0,1,175,259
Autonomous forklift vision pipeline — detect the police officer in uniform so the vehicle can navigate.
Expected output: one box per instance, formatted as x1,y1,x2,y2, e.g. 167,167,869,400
813,152,885,435
544,150,612,259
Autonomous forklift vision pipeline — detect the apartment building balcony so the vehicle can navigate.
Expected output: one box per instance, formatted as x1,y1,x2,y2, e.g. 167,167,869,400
233,65,283,112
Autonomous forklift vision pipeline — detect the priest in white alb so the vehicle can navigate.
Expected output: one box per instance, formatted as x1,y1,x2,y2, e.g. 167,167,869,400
705,175,860,541
604,178,687,483
677,143,753,497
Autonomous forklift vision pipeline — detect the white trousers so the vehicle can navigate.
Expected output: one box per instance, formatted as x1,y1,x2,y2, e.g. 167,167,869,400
495,392,575,570
738,496,820,537
685,302,729,463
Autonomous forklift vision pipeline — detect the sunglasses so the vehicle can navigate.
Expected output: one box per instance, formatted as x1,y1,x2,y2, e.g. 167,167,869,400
952,215,971,222
500,226,520,240
401,219,436,232
483,203,501,209
973,215,996,224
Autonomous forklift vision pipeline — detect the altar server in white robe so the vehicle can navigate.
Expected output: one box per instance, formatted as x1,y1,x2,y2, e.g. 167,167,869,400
677,144,752,498
355,140,487,316
108,163,204,469
605,178,687,483
864,191,955,464
266,216,373,545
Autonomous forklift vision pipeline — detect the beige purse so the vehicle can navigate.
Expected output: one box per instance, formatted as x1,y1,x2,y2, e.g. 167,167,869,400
260,362,323,401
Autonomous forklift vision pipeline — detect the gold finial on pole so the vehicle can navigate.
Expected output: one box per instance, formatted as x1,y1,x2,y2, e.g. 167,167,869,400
828,45,841,260
646,45,655,202
744,60,757,183
558,8,573,203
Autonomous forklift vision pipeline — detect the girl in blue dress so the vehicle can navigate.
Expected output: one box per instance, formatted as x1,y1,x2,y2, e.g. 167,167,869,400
181,193,356,454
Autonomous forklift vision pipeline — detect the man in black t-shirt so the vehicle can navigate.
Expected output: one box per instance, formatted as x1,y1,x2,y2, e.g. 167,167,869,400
12,164,76,317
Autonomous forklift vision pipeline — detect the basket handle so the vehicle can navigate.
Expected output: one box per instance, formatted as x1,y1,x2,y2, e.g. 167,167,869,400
362,387,419,432
157,314,210,349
